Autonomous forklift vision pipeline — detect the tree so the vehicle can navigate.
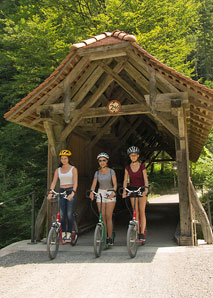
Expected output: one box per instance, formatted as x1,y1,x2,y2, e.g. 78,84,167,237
191,128,213,189
193,0,213,86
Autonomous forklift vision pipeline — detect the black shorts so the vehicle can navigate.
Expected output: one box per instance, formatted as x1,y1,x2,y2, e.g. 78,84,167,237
127,186,145,198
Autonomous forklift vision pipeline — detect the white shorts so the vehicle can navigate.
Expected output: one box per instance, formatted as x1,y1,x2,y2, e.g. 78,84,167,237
96,189,116,203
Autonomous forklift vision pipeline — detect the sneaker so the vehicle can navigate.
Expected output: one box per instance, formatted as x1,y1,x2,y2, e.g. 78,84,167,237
62,232,67,241
66,232,71,241
108,238,113,246
139,233,146,242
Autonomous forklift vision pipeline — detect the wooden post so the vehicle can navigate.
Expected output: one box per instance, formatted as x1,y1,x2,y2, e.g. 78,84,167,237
46,143,57,233
46,125,66,233
175,107,194,246
190,181,213,244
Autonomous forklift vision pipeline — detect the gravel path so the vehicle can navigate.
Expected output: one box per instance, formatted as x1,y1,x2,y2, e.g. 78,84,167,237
0,194,212,298
0,244,212,298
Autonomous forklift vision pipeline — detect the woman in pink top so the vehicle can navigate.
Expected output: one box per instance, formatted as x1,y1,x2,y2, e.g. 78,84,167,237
122,146,149,241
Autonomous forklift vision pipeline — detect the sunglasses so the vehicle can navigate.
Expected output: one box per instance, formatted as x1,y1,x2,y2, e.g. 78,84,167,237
99,159,107,162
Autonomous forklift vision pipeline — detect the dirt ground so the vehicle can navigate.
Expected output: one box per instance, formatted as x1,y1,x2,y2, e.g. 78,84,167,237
0,194,212,298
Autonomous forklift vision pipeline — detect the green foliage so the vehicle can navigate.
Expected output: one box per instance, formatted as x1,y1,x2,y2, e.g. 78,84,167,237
0,124,48,248
200,192,213,220
0,195,32,249
193,0,213,84
147,161,176,194
0,124,48,198
191,129,213,189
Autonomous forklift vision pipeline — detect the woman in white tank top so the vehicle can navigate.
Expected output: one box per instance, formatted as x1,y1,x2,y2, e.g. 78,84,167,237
47,149,78,241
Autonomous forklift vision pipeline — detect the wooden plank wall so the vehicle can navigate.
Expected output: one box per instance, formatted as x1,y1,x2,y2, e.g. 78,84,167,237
67,133,104,229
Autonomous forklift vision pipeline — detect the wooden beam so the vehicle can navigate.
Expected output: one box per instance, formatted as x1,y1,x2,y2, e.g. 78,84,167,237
87,49,127,60
6,54,79,121
64,85,71,123
12,119,44,133
123,61,150,93
152,158,175,162
39,110,64,126
43,121,57,156
154,113,179,138
98,61,146,104
37,102,76,114
63,56,89,89
72,65,105,107
175,107,194,245
111,117,143,155
77,42,130,57
149,67,157,110
128,48,212,104
127,48,179,93
99,61,179,138
82,104,149,118
145,92,188,111
59,59,126,142
43,103,149,118
88,117,118,149
190,180,213,244
69,62,98,99
13,57,89,123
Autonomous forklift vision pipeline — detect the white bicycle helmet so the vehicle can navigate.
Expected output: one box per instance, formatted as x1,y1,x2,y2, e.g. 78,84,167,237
97,152,109,160
127,146,140,155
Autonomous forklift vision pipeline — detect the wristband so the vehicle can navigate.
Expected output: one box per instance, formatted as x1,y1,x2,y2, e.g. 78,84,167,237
72,190,76,194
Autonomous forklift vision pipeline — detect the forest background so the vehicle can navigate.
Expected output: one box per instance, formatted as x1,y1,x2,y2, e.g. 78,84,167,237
0,0,212,248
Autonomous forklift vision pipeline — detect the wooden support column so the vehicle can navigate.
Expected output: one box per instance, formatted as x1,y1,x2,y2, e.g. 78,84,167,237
149,67,157,113
175,107,194,246
46,123,66,233
190,180,213,244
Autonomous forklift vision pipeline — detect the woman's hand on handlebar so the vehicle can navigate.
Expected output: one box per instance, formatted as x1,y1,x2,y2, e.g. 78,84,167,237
144,188,148,196
47,190,53,200
108,191,115,200
67,193,74,201
122,189,127,199
89,191,94,201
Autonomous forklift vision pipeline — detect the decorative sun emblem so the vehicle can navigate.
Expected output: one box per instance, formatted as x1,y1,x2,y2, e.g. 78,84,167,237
107,100,121,114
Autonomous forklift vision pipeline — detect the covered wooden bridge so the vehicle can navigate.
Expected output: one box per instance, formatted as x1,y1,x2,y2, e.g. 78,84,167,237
4,30,213,245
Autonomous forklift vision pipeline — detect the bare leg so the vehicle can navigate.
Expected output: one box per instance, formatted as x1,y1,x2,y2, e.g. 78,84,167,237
130,197,140,232
105,202,116,238
97,202,107,231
